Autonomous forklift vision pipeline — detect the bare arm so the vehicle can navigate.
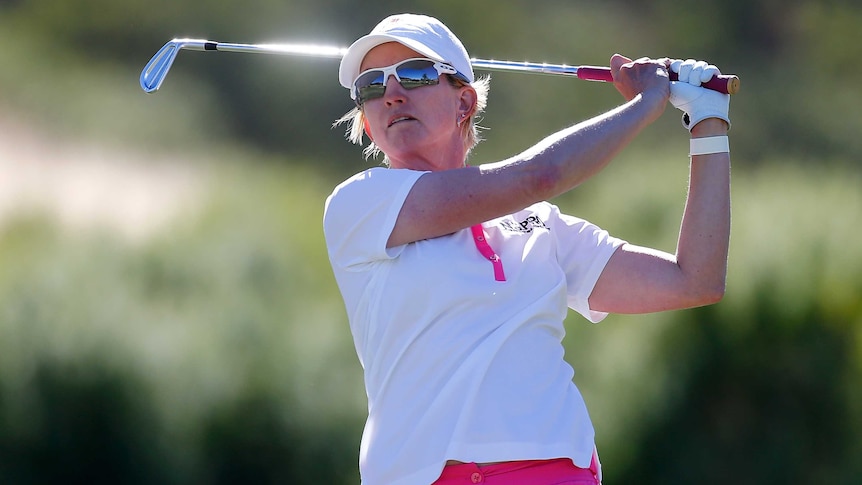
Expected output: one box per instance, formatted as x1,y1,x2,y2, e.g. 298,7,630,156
388,56,669,247
588,118,731,312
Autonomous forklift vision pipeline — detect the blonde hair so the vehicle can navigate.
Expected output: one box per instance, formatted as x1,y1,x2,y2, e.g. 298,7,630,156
334,75,491,163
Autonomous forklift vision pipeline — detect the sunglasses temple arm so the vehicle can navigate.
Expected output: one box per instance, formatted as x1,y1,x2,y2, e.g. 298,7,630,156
470,59,739,95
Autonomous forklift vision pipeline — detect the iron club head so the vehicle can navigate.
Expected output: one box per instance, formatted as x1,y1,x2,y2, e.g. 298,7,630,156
140,41,180,93
140,39,211,93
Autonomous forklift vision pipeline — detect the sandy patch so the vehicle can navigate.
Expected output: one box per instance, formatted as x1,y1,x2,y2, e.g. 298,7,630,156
0,115,207,241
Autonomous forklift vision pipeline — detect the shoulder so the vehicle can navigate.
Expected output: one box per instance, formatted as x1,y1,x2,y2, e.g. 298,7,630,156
330,167,385,194
328,167,425,201
323,167,427,237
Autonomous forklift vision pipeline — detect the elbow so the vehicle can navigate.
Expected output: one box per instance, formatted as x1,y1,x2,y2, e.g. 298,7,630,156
678,258,728,308
690,277,726,307
701,282,726,306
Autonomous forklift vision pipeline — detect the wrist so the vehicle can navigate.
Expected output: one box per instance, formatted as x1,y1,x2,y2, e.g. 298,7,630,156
629,90,668,125
690,118,729,137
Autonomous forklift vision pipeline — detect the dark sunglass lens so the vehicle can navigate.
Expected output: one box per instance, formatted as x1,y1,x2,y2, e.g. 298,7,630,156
397,60,439,89
357,84,386,105
355,71,385,104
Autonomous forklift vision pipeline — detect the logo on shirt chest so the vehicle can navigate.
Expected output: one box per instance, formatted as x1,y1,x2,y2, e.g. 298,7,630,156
499,215,549,234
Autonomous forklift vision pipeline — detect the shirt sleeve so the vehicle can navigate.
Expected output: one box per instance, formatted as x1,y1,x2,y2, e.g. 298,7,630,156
545,203,627,323
323,167,426,271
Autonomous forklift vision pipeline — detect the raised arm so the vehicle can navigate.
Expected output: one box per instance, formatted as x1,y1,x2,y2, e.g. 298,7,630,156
589,118,730,313
589,60,732,313
387,55,669,248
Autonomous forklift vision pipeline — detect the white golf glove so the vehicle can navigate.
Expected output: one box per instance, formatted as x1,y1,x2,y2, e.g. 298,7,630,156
669,59,731,131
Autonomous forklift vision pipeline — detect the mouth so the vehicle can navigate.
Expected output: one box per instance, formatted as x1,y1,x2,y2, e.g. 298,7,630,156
387,115,415,128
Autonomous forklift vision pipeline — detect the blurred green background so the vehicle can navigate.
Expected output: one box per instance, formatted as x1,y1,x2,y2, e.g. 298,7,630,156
1,1,860,484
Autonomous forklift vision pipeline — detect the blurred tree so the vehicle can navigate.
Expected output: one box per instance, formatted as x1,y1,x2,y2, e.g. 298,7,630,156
612,303,857,485
199,392,361,484
0,362,176,484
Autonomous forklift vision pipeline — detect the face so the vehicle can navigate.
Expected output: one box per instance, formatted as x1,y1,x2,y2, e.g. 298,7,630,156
358,42,476,171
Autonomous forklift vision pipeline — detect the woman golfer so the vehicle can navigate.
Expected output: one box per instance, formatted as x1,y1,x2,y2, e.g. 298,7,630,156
323,13,731,485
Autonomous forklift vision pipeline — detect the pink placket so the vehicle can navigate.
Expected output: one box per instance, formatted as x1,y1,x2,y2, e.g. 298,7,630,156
470,224,506,282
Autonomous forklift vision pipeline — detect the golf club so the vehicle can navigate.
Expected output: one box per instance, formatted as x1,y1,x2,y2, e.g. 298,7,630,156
140,38,740,95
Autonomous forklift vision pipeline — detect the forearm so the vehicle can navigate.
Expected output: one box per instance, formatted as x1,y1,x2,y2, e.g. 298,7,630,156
483,91,665,200
675,119,731,301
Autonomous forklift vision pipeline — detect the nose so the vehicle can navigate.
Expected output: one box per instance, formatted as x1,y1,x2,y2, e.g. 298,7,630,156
382,74,406,104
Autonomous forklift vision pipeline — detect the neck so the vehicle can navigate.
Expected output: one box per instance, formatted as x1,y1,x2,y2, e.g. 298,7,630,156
388,138,468,171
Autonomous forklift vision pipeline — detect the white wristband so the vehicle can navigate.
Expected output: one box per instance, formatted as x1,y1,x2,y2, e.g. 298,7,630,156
689,136,729,156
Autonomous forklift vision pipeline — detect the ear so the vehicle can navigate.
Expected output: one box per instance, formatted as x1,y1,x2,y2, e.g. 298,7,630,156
457,84,478,122
363,118,374,141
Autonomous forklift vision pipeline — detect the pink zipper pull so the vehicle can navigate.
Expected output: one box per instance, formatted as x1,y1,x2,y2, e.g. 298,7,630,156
471,224,506,282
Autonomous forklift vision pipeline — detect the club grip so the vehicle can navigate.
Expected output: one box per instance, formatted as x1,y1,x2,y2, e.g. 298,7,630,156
671,72,740,95
576,66,740,95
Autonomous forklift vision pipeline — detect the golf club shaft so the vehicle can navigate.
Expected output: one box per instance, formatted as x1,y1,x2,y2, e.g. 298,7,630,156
141,39,740,95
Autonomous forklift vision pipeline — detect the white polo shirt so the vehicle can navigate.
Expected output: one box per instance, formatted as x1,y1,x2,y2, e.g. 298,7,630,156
323,167,625,485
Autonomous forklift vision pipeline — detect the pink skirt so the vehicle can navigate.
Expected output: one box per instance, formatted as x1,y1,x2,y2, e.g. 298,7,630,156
433,451,601,485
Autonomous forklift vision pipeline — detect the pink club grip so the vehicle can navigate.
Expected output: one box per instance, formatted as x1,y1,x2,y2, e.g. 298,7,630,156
576,66,740,95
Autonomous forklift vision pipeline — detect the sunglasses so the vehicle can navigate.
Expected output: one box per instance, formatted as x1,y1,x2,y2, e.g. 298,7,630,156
352,58,469,106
